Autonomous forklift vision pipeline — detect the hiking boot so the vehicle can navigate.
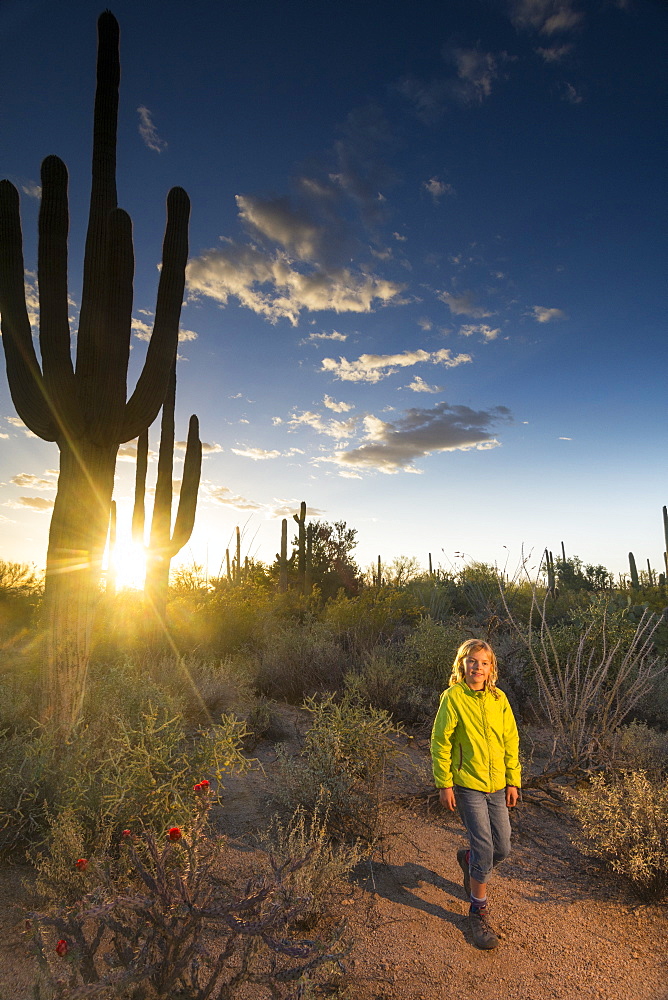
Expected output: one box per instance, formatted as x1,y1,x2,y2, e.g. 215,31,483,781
456,848,471,897
468,906,499,950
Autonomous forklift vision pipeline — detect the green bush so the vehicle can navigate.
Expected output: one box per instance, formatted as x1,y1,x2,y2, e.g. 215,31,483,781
322,587,422,657
0,659,249,855
567,770,668,900
253,621,345,703
401,615,469,688
273,693,402,842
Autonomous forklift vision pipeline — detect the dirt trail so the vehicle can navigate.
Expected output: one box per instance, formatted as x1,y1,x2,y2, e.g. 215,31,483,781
1,713,666,1000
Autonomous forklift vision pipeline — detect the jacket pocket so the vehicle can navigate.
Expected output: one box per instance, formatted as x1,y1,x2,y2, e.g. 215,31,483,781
458,744,463,771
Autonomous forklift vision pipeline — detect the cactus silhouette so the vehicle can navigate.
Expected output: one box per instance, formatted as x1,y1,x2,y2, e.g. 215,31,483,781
628,551,639,590
132,360,202,623
0,13,190,724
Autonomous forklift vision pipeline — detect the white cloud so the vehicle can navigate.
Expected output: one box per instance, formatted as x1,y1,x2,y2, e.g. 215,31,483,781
532,305,566,322
323,395,354,413
288,410,359,441
117,442,139,462
187,244,406,326
319,401,512,474
236,195,322,261
536,43,573,62
449,47,500,104
132,316,198,343
564,82,583,104
202,484,264,511
424,177,455,201
5,496,55,511
9,473,56,490
393,232,407,242
201,441,223,454
267,500,325,519
459,323,501,341
321,347,471,384
404,376,444,393
438,290,493,318
21,182,41,199
231,447,282,461
6,415,38,438
137,106,167,153
418,317,433,331
509,1,583,36
0,433,9,440
302,330,348,344
559,436,572,440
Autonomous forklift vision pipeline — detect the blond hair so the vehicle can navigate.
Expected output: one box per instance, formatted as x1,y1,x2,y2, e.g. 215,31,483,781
449,639,500,699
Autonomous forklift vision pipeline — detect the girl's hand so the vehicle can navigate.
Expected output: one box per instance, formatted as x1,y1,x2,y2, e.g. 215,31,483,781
506,785,519,808
439,787,456,811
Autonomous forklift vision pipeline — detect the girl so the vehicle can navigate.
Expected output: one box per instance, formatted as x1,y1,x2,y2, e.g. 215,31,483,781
431,639,521,950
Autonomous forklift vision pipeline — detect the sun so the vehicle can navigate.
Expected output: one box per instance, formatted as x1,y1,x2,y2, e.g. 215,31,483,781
107,540,147,591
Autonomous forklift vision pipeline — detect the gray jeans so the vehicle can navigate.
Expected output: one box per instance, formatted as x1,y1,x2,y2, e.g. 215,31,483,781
454,785,511,885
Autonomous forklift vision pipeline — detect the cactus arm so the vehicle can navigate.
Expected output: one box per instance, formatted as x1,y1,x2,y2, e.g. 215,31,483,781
121,187,190,442
149,362,177,555
0,181,57,440
37,156,80,440
169,414,202,555
132,430,149,545
90,207,134,445
76,11,120,399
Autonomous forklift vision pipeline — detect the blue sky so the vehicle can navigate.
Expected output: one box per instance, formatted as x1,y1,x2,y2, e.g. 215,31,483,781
1,0,666,585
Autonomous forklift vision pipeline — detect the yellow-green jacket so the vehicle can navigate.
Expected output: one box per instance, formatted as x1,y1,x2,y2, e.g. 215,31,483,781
431,680,521,792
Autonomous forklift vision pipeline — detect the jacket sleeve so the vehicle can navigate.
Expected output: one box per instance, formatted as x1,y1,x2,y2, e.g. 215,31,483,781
502,695,522,788
430,689,459,788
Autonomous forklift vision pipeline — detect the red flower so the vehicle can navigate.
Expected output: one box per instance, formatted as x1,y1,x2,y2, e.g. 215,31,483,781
121,830,131,839
193,782,202,792
168,827,182,841
75,858,88,871
55,939,68,957
194,779,210,793
199,779,210,788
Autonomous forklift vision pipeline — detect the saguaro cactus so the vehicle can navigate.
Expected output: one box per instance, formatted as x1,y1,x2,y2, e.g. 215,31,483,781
0,13,190,725
628,552,639,590
133,361,202,622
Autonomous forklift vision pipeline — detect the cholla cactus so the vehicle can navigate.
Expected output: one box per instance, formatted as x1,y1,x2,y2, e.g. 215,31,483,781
0,13,190,725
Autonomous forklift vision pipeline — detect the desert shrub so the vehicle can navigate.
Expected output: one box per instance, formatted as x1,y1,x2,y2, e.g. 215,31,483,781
566,770,668,900
273,693,402,842
172,582,272,656
401,615,470,688
258,797,363,929
133,652,257,727
253,621,345,703
29,787,349,999
599,720,668,780
322,587,422,657
0,659,249,854
344,649,436,725
0,560,42,647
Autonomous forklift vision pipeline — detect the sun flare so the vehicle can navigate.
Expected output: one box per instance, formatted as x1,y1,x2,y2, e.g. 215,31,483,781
108,541,147,591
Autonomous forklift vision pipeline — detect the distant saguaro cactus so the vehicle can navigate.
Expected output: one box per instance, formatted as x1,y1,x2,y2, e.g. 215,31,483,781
0,13,190,725
132,360,202,623
628,552,639,590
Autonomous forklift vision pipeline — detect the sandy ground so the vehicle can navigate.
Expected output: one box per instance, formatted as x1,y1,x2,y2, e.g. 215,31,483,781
1,709,666,999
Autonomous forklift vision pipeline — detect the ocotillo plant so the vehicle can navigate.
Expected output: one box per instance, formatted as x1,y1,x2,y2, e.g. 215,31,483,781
663,505,668,576
133,360,202,623
0,13,190,725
